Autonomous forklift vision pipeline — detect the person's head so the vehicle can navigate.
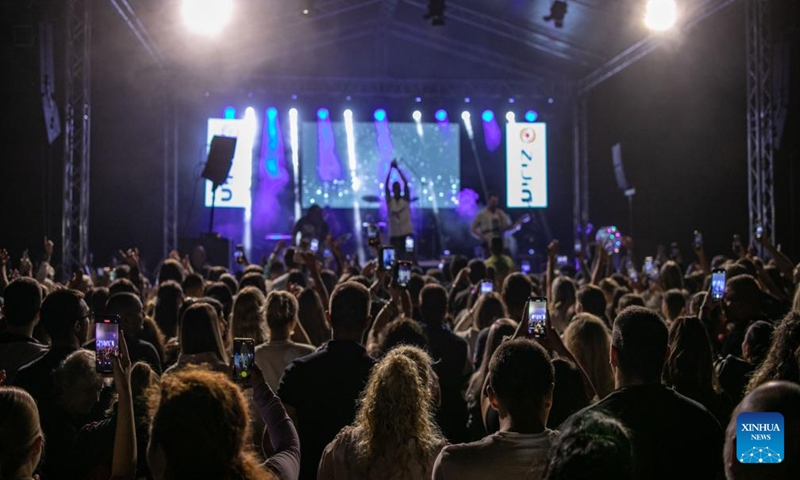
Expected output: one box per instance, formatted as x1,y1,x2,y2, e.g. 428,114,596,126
467,318,519,401
265,290,299,339
746,311,800,392
0,387,44,479
723,274,762,324
108,278,140,297
407,274,426,307
611,306,669,386
662,289,687,322
230,287,267,346
466,259,487,285
392,180,402,198
689,291,706,316
179,303,227,364
659,261,684,291
1,277,42,328
724,381,800,480
548,358,592,429
598,278,620,305
544,410,634,480
154,281,183,339
146,368,275,480
238,272,267,295
39,289,90,345
563,313,614,399
157,259,184,285
283,247,298,270
489,236,504,256
204,282,234,320
487,191,499,210
449,255,469,282
218,274,239,300
182,272,205,298
353,349,440,470
502,272,533,317
488,338,554,429
296,288,329,346
663,316,716,396
617,293,644,313
419,284,448,325
328,282,371,340
54,350,103,416
552,276,577,311
741,320,773,365
286,269,307,289
307,204,323,221
86,287,109,316
380,317,429,354
106,292,144,334
577,285,607,320
472,292,507,331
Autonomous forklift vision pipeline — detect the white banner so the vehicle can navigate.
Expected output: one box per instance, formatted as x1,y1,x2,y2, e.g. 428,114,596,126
204,118,255,209
506,122,547,208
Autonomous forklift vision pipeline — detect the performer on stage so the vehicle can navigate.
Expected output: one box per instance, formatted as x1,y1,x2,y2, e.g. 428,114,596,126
384,159,413,253
292,205,329,247
470,192,529,252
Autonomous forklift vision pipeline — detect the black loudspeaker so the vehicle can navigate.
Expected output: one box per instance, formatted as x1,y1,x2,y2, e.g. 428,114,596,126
201,136,237,186
179,236,232,271
611,143,630,192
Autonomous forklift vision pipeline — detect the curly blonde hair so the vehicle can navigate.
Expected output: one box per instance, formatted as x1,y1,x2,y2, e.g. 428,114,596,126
353,347,443,478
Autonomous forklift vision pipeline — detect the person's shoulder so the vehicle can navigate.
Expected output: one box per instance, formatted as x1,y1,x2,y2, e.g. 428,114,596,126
439,436,494,460
667,388,723,424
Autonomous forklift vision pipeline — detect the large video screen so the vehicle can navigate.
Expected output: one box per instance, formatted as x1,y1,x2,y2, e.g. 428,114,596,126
301,122,460,208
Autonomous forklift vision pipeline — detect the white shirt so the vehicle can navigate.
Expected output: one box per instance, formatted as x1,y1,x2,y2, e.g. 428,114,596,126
471,207,511,240
254,339,317,390
387,196,413,238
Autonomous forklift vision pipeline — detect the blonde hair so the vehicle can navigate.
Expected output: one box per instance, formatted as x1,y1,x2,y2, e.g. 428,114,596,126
265,290,299,335
353,348,443,478
0,387,42,478
230,287,267,348
563,313,615,399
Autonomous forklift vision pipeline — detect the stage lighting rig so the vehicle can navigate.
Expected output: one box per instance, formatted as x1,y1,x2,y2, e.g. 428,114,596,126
424,0,445,26
543,1,567,28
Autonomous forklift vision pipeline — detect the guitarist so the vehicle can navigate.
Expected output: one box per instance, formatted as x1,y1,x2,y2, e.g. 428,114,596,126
470,192,529,254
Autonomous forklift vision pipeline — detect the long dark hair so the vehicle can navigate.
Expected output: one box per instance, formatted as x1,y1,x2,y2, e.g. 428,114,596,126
466,319,518,405
663,316,718,399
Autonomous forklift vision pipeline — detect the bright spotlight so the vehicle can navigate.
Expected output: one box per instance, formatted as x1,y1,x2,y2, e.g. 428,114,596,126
644,0,677,31
374,109,387,122
461,111,474,139
412,110,422,122
181,0,233,35
317,108,329,120
435,109,448,122
505,111,516,123
524,110,538,122
481,110,494,122
461,111,471,121
343,109,353,119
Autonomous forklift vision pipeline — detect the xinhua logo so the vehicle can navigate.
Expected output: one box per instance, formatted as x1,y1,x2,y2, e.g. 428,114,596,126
736,412,784,464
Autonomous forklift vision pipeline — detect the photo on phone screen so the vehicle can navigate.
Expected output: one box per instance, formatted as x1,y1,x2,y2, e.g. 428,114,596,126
404,235,415,253
381,247,396,270
556,255,568,267
396,261,411,287
233,338,255,383
644,256,655,277
711,269,726,301
521,260,531,274
480,280,493,295
234,244,244,264
527,298,547,338
95,315,120,374
310,238,319,253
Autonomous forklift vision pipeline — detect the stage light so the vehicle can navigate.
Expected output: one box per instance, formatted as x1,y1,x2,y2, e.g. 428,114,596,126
412,110,422,122
524,110,538,122
223,106,236,119
435,109,448,122
644,0,677,31
464,97,471,103
343,109,353,119
543,1,567,28
181,0,233,35
344,105,365,263
461,111,473,139
413,110,423,137
415,97,422,103
482,111,501,152
506,111,516,123
461,111,471,121
481,110,494,122
508,98,515,104
374,109,387,122
266,107,277,120
289,108,301,223
317,108,329,120
424,0,445,26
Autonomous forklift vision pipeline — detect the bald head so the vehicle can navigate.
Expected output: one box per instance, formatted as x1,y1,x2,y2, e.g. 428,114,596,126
725,381,800,480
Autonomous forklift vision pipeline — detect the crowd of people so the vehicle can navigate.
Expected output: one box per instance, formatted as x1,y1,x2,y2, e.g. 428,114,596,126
1,229,799,480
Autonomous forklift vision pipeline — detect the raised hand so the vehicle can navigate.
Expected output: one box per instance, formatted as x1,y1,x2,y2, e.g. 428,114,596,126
112,331,132,389
43,236,54,260
547,239,559,259
118,247,140,268
18,256,33,277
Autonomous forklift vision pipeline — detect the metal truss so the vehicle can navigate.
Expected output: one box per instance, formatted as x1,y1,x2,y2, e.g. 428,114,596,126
746,0,775,243
62,0,91,275
572,92,589,249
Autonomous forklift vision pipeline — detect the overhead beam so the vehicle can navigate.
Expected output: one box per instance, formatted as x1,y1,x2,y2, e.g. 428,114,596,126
107,0,164,68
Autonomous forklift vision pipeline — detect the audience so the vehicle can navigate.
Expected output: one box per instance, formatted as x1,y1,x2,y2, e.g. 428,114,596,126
576,284,608,327
562,312,614,399
716,320,773,402
296,288,331,347
745,311,800,392
0,278,47,383
164,302,228,374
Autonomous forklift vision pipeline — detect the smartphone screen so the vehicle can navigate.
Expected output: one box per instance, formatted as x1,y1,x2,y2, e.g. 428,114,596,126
367,224,379,246
396,261,411,287
527,297,547,338
233,338,255,383
521,260,531,274
573,241,581,254
711,269,726,301
694,231,703,248
480,280,493,295
381,246,396,270
756,225,763,240
438,258,445,271
310,238,319,253
644,256,654,275
95,315,120,374
556,255,568,267
234,244,244,264
404,235,415,252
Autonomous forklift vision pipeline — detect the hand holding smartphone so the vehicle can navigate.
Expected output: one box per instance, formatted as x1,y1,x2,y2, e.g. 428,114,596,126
396,261,411,288
480,280,493,295
711,269,726,301
95,315,121,374
233,338,256,384
380,246,396,271
526,297,547,338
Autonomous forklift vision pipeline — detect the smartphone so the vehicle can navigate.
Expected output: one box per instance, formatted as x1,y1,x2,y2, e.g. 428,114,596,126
694,231,703,249
644,256,655,278
396,261,412,287
527,297,547,338
95,315,120,374
480,280,493,295
556,255,568,267
732,234,742,252
404,235,415,253
438,257,445,271
711,269,726,301
233,338,256,383
573,241,581,254
309,238,319,253
380,246,396,270
755,225,764,240
234,244,245,264
367,224,379,247
521,260,531,274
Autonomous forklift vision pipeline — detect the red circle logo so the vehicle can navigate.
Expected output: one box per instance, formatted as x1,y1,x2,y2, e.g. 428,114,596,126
520,128,536,143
